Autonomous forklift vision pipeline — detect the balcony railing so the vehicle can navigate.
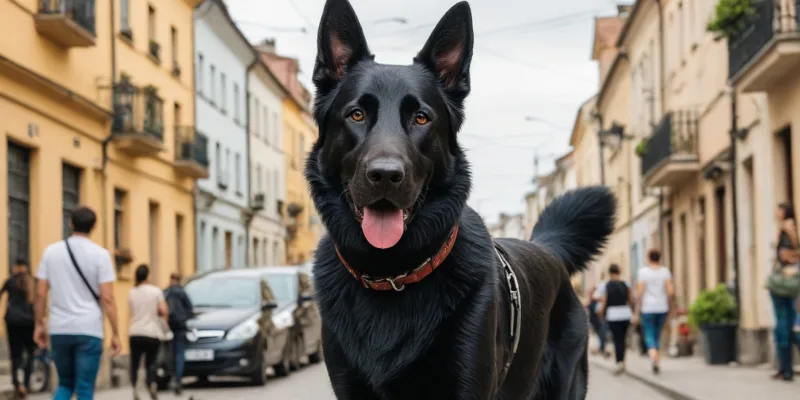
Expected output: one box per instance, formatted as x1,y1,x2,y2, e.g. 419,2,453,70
112,83,164,140
36,0,96,47
729,0,800,79
641,110,699,182
175,128,209,166
174,128,209,178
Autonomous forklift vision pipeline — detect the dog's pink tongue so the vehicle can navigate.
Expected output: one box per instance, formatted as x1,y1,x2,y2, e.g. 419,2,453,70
361,207,404,249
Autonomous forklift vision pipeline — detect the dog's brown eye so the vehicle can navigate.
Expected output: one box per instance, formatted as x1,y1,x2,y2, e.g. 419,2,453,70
415,112,430,125
349,109,365,122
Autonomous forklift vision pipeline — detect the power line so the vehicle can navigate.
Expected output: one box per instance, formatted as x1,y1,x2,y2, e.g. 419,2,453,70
287,0,316,29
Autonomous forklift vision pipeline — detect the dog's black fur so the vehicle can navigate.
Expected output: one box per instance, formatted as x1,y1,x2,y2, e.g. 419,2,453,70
305,1,616,399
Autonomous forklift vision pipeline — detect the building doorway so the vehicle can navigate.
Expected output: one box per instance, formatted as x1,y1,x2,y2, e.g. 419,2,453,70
714,186,728,285
778,127,794,204
679,213,689,306
224,231,233,269
697,197,707,291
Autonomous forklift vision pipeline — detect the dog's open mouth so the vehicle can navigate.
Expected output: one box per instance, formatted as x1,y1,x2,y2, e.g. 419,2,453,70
352,199,412,249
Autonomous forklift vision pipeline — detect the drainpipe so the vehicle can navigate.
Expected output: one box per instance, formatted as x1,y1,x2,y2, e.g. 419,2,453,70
729,89,742,330
191,12,198,276
244,57,259,266
101,0,118,250
654,0,666,250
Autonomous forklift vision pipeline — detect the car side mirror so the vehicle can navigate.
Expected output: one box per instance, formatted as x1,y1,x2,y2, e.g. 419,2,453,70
300,294,314,303
261,301,278,311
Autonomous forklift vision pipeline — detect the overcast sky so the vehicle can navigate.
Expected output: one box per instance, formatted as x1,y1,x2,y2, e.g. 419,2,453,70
227,0,625,223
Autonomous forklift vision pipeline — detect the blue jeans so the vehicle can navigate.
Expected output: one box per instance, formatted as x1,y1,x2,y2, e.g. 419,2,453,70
771,293,800,378
588,301,607,351
640,312,668,350
171,331,186,382
50,335,102,400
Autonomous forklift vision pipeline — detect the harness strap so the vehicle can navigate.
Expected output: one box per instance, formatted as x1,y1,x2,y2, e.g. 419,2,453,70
494,243,522,386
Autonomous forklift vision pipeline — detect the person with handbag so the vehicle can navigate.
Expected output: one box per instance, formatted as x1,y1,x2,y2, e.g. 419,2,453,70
2,258,36,398
33,206,121,400
767,203,800,381
128,264,169,400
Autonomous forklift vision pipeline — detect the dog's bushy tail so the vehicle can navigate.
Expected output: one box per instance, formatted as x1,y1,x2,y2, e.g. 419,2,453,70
531,186,616,276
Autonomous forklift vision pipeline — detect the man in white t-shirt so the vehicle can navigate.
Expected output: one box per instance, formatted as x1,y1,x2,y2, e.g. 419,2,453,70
34,206,121,400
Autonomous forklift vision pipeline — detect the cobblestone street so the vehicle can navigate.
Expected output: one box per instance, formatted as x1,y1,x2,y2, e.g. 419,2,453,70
26,363,670,400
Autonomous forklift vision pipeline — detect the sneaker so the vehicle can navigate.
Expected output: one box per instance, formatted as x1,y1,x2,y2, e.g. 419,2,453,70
652,363,660,375
133,390,141,400
613,363,625,376
148,382,159,400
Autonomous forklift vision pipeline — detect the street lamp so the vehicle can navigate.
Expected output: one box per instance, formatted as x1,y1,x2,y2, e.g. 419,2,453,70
599,121,633,149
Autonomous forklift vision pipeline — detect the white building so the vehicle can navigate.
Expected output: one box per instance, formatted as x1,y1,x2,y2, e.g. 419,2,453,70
488,213,527,240
247,55,287,266
193,0,254,271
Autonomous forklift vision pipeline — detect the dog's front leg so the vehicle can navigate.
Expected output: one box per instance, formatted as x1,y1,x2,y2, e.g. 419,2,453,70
322,327,382,400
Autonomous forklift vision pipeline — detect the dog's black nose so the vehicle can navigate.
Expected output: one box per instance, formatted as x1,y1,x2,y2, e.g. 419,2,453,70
366,158,405,186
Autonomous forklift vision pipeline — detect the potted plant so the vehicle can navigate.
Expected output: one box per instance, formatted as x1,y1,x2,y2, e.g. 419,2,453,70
149,40,161,60
688,283,738,365
706,0,756,40
634,138,649,157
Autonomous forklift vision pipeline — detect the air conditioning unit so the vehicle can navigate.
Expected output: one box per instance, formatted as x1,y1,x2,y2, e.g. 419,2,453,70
252,193,265,211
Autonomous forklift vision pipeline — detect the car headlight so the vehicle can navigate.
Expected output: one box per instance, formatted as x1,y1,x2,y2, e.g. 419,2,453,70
226,316,260,341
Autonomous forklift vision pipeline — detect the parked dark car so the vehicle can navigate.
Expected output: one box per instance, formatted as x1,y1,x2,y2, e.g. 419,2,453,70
174,268,293,385
261,266,323,369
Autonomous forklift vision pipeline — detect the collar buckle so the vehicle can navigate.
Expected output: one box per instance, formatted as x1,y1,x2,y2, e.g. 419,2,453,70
362,272,409,292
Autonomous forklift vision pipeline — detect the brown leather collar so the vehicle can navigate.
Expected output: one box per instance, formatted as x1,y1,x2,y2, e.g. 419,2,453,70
335,224,460,291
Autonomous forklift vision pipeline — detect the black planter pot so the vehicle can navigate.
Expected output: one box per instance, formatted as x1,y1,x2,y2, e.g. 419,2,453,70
700,322,737,365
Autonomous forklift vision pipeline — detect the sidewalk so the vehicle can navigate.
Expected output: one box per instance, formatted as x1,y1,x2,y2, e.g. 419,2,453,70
590,353,799,400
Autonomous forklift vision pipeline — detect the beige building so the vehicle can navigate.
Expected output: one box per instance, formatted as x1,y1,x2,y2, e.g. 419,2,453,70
576,0,780,363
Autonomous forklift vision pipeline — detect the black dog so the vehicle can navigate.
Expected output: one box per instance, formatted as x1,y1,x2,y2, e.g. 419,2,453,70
305,0,616,398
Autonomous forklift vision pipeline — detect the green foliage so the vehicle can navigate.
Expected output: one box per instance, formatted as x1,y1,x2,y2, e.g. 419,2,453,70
706,0,756,39
634,138,649,157
688,284,737,328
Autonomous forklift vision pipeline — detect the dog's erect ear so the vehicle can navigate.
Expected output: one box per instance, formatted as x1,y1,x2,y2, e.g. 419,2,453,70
414,1,474,99
312,0,371,96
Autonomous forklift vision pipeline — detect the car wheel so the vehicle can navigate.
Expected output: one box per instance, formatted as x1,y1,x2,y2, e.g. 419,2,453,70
308,341,323,364
250,350,268,386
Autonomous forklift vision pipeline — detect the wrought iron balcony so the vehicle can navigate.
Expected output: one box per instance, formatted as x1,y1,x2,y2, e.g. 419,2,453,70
728,0,800,91
111,82,165,157
36,0,96,47
640,110,700,187
174,128,209,179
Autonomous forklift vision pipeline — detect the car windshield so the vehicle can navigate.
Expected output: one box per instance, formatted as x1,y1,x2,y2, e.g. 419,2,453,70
263,273,297,304
185,277,260,308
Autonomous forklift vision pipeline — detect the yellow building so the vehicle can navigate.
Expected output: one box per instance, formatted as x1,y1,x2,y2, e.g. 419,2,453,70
0,0,203,354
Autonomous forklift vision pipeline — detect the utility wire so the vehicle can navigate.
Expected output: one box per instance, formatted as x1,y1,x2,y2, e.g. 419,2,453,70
287,0,316,29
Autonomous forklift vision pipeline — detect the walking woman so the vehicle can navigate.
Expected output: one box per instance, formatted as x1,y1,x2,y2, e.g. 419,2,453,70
128,265,168,399
2,259,36,398
635,249,673,375
587,273,609,356
598,264,634,375
769,203,800,381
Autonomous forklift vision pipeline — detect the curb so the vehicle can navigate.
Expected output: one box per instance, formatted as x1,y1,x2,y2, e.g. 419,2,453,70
589,358,699,400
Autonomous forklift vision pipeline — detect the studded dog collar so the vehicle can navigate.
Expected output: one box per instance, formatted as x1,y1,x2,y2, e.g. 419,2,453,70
335,224,460,291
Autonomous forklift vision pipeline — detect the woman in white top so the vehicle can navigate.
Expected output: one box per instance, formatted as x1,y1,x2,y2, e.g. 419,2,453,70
635,249,673,375
128,264,168,400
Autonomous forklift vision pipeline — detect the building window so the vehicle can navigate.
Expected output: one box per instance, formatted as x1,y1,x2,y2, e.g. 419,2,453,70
210,64,216,104
171,26,178,65
176,214,184,275
272,112,278,146
233,83,240,123
235,153,241,194
148,5,156,43
215,142,223,184
114,189,126,250
263,106,269,143
298,134,305,166
253,238,260,265
221,73,227,113
254,98,260,136
199,221,206,271
197,54,204,94
149,202,160,276
121,0,130,31
256,164,262,193
225,148,231,188
62,164,82,239
174,102,182,128
265,168,271,205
